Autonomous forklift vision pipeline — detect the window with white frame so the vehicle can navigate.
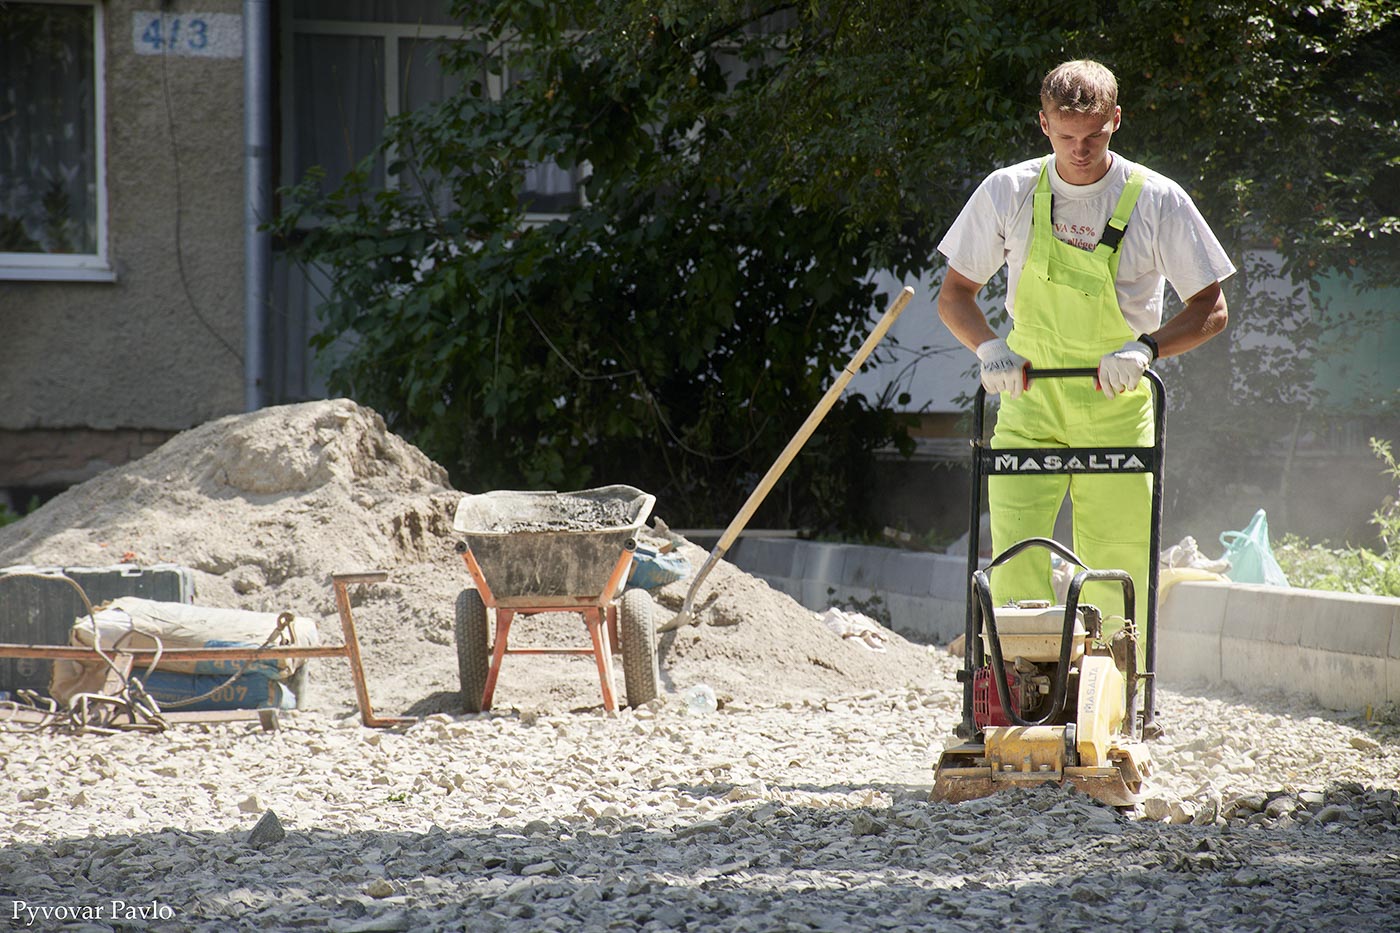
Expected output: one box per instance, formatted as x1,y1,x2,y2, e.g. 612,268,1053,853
0,0,110,281
285,0,579,216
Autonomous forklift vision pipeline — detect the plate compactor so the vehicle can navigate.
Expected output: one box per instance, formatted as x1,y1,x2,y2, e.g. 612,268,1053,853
931,368,1166,808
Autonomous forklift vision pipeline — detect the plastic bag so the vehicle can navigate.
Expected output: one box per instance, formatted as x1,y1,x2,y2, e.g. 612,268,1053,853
1218,509,1289,587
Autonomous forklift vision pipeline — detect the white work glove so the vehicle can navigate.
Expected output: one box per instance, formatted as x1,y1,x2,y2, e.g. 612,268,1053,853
975,338,1029,399
1098,339,1153,400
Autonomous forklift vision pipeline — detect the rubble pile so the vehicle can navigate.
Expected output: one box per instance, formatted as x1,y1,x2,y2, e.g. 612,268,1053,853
0,400,935,715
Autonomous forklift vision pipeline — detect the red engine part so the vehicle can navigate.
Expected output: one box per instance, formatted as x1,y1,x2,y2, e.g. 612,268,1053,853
973,664,1024,728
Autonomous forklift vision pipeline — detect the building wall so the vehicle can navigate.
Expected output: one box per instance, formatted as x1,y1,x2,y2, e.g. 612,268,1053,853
0,1,246,494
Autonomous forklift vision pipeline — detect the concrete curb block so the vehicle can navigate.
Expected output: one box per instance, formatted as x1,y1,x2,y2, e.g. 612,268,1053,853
1154,581,1228,686
727,538,1400,712
1160,580,1400,712
724,537,976,645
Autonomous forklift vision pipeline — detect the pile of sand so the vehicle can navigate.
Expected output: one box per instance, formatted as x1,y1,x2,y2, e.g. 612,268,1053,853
0,400,935,715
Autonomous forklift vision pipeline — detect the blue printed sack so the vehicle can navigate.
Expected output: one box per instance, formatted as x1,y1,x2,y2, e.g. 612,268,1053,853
627,545,690,590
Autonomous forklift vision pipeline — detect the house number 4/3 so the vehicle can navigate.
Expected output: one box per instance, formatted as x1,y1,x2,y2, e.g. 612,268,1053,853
141,17,209,51
132,12,242,59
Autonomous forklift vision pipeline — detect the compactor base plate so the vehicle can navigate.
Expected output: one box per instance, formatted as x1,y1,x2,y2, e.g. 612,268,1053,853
931,740,1151,808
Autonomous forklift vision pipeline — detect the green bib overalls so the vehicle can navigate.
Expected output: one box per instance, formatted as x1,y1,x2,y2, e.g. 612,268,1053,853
990,158,1153,632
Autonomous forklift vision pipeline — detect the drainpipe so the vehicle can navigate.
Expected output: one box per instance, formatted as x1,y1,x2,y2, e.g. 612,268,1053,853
243,0,271,411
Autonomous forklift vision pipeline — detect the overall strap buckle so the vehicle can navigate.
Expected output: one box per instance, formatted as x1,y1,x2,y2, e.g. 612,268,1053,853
1094,170,1145,255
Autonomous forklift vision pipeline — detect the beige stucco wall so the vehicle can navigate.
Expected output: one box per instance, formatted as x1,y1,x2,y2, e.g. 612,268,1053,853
0,0,246,437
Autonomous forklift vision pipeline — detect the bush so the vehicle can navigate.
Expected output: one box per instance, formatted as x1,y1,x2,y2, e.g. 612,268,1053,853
1272,439,1400,598
0,496,38,529
1274,536,1400,598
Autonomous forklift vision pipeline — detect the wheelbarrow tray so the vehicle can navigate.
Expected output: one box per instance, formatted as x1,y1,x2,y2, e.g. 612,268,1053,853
451,485,656,603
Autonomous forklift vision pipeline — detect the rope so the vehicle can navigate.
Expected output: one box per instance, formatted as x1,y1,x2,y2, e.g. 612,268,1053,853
155,611,297,709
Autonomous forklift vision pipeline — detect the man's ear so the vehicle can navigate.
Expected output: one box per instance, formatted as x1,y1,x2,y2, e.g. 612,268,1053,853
1112,105,1122,130
1038,110,1050,136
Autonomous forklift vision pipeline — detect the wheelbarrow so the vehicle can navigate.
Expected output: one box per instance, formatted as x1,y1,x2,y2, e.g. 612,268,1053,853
451,485,660,713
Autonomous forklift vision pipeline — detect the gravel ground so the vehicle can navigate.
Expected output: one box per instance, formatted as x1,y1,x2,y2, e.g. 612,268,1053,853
3,652,1397,932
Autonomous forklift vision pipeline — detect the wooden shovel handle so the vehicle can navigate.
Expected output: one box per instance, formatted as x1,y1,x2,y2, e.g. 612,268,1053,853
715,285,915,553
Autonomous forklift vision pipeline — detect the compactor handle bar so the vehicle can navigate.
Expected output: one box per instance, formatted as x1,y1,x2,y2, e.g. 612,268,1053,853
1025,364,1097,382
961,367,1166,737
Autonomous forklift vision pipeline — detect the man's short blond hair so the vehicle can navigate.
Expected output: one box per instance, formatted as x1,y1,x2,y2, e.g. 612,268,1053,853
1040,60,1118,117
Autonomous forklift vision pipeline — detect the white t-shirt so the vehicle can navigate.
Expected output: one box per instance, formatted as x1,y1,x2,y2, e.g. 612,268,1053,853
937,153,1236,334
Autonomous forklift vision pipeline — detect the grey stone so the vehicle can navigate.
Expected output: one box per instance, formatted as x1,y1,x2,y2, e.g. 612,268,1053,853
1232,793,1267,814
1070,886,1108,904
364,878,396,898
1168,801,1196,825
1228,869,1266,887
851,812,886,836
1315,805,1351,824
1142,797,1173,822
247,810,286,848
331,910,413,932
654,906,687,927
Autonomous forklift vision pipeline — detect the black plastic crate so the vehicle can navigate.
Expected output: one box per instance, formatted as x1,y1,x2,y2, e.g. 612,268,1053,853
0,565,195,697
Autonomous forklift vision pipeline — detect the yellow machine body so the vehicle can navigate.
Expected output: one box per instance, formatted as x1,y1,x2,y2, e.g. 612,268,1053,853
932,617,1153,807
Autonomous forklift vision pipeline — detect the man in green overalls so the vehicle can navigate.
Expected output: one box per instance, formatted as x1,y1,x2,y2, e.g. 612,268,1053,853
937,59,1235,644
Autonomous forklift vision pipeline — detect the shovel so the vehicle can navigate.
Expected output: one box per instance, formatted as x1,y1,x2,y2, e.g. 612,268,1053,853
658,285,915,632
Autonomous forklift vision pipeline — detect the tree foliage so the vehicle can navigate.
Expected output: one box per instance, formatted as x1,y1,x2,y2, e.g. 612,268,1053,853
276,0,1399,532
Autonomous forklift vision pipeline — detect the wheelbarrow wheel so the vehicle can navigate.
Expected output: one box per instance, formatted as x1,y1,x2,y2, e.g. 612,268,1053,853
619,588,660,708
454,588,491,713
